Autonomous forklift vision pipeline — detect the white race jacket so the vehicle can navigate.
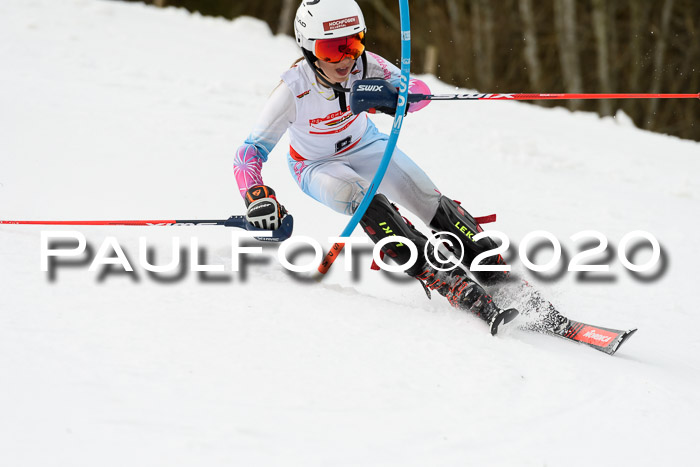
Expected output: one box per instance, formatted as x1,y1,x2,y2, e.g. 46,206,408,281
244,51,405,162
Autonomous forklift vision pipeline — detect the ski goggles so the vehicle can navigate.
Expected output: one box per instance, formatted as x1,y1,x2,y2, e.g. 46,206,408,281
314,31,366,63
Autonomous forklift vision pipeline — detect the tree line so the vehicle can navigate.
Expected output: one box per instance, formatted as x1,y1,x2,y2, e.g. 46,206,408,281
128,0,699,142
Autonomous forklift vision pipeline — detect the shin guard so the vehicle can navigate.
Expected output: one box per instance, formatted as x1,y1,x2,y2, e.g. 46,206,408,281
429,196,509,285
360,194,427,276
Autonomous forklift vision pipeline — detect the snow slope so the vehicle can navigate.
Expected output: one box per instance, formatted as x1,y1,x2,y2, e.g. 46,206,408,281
1,1,699,465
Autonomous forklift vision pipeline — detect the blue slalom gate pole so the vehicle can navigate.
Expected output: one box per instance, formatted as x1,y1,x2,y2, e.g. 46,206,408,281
317,0,411,276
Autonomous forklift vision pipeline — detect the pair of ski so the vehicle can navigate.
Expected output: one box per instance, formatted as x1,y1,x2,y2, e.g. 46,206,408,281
2,213,636,355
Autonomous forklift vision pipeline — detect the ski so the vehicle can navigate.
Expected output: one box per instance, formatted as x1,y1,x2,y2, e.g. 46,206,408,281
544,316,637,356
491,278,637,355
349,78,699,114
0,214,294,242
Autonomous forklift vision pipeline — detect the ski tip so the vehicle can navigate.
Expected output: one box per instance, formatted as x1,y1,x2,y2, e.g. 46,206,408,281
609,328,638,356
621,328,638,343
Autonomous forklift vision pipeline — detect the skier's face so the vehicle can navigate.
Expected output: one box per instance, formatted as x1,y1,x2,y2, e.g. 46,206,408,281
317,57,356,84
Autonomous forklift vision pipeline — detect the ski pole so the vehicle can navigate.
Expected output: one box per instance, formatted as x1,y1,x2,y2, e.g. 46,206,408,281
0,215,294,242
409,92,700,102
315,0,412,278
350,79,699,114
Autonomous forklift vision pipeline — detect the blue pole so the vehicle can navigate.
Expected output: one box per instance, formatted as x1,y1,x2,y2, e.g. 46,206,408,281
339,0,411,237
317,0,411,275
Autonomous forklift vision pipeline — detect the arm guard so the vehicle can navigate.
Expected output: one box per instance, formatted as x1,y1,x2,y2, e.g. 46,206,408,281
233,144,264,198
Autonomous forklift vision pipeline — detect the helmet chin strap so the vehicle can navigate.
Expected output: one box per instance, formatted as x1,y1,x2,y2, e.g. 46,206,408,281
302,49,368,112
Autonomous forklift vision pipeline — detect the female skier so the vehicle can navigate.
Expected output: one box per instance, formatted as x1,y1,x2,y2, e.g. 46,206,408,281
234,0,516,334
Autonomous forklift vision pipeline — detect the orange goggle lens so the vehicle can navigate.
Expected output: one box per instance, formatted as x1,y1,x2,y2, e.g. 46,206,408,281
314,31,366,63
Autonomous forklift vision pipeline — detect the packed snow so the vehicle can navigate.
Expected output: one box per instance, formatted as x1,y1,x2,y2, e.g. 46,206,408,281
1,1,699,466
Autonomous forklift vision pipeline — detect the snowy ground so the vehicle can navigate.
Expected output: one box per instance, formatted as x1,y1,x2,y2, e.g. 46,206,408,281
1,1,699,466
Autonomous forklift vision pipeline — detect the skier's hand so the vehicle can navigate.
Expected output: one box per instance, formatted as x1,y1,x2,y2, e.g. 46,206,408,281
244,185,288,230
350,79,407,116
370,104,409,117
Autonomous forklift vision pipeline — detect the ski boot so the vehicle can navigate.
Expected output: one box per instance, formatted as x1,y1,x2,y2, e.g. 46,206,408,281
360,194,518,335
411,255,519,335
429,196,510,286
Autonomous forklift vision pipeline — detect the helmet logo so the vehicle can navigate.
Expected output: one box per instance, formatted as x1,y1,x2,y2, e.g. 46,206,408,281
306,0,321,5
323,16,359,32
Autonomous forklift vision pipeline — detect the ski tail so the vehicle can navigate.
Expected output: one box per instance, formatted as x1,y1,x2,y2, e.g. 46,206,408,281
552,320,637,355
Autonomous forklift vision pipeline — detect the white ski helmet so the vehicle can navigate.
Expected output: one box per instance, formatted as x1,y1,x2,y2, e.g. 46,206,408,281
294,0,367,63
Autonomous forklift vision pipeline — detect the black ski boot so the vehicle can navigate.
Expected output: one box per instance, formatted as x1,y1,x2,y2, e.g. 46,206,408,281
412,258,519,335
360,194,518,335
429,196,510,286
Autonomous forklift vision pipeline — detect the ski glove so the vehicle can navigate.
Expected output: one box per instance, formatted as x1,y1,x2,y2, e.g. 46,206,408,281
244,185,287,230
371,104,409,117
350,78,431,116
